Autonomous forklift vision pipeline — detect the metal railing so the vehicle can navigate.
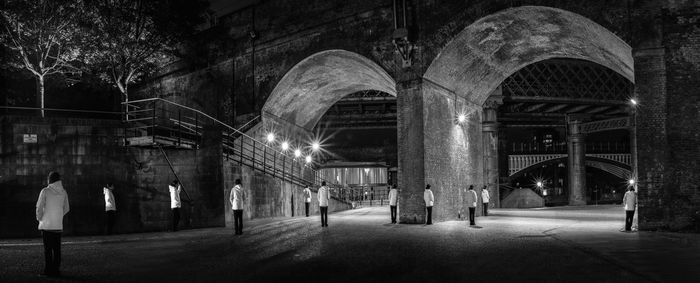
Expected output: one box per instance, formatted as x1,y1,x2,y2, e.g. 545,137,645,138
122,98,342,190
0,106,122,120
509,141,630,154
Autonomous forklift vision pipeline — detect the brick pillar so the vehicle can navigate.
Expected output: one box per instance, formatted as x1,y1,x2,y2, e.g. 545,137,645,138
566,115,586,205
397,79,426,224
482,95,502,208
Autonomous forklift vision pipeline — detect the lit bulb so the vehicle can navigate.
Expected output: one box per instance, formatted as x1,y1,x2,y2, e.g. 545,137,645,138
457,114,466,123
630,98,638,105
281,141,289,151
628,179,635,185
294,149,301,158
305,155,312,163
536,181,543,188
266,133,275,143
311,142,320,151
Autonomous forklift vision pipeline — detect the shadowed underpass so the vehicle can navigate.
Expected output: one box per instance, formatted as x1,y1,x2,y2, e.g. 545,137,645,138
1,206,699,283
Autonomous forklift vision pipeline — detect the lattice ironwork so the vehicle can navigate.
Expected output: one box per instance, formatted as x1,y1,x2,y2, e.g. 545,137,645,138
580,117,631,134
501,59,633,101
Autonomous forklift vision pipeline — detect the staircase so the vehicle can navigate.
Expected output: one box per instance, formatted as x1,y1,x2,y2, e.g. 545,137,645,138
122,98,334,189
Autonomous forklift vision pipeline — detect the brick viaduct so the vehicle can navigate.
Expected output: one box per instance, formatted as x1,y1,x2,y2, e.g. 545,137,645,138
137,0,699,230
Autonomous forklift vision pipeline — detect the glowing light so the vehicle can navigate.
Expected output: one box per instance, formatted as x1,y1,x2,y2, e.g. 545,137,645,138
281,141,289,151
294,149,302,158
457,114,466,124
266,133,275,143
628,179,635,185
305,155,312,163
536,181,543,188
630,98,638,105
311,142,320,151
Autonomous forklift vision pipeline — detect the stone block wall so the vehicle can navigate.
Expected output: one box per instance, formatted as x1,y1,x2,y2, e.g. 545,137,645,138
0,116,224,238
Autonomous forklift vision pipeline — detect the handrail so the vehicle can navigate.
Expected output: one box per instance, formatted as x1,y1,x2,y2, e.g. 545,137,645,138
123,98,341,188
0,106,122,115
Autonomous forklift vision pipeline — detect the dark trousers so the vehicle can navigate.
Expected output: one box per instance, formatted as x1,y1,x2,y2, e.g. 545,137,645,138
482,202,489,216
469,207,476,225
305,202,310,217
320,206,328,226
42,231,61,275
105,210,116,235
426,206,432,224
172,208,180,231
625,210,635,231
390,205,397,223
233,209,243,234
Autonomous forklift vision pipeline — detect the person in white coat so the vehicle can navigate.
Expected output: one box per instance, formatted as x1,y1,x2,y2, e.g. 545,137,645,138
424,184,434,225
36,171,69,277
622,187,637,231
318,181,330,227
388,184,399,224
303,186,312,217
104,183,116,235
230,178,246,235
466,185,478,226
169,180,182,232
481,186,490,217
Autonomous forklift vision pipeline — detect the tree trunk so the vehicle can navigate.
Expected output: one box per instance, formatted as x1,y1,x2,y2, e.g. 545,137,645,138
36,75,45,117
122,88,129,121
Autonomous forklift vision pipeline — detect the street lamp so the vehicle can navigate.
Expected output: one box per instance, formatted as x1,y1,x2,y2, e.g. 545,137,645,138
305,155,312,163
457,113,466,124
311,141,320,152
266,132,275,143
281,141,289,151
294,149,302,158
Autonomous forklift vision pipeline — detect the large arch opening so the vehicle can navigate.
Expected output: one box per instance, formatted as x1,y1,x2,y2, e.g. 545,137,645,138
262,50,398,209
413,6,635,223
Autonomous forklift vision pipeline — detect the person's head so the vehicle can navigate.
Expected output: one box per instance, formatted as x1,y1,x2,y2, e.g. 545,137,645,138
235,178,241,185
322,181,326,186
171,180,179,186
482,186,487,191
425,184,431,190
468,185,474,190
628,187,635,192
393,184,397,189
107,182,114,189
48,171,60,185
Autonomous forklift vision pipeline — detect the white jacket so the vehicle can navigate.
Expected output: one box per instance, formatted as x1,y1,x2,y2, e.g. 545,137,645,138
623,190,637,211
169,184,182,208
481,189,490,203
466,190,478,208
230,185,246,210
388,188,398,206
36,181,70,231
318,186,330,207
424,189,434,207
303,188,312,203
104,187,116,211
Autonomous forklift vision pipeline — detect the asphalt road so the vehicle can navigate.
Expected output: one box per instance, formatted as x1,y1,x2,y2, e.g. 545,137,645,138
1,205,698,282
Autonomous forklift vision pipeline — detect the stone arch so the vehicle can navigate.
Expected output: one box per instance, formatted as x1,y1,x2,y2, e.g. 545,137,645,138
262,49,396,131
423,6,634,105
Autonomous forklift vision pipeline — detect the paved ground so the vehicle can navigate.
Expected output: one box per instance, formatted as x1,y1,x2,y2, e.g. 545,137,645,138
1,205,699,282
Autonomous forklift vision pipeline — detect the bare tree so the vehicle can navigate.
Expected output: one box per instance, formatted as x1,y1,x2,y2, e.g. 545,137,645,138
0,0,83,117
84,0,206,117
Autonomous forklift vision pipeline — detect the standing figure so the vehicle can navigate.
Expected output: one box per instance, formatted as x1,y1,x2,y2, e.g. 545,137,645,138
388,184,398,224
623,187,637,232
169,180,182,232
36,171,70,277
481,186,490,217
424,184,434,225
466,185,478,226
230,178,246,235
318,181,330,227
104,183,116,235
303,185,312,217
